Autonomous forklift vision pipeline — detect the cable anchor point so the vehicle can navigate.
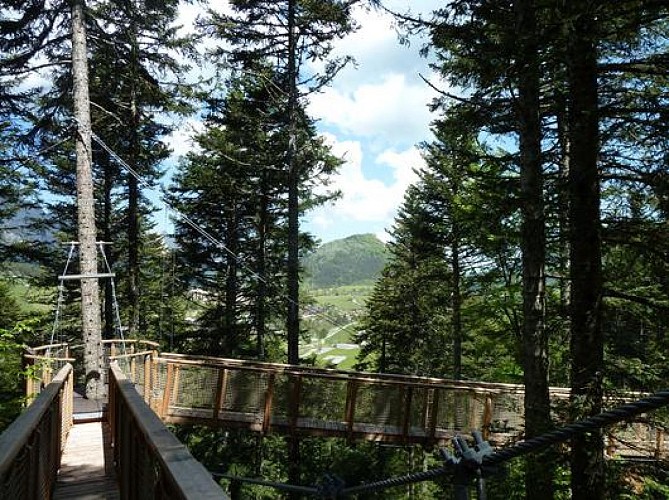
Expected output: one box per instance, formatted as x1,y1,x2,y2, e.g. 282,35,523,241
440,431,503,500
317,473,345,499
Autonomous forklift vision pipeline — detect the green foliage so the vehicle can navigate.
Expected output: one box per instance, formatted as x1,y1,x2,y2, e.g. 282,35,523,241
169,67,342,359
0,314,42,433
303,234,388,288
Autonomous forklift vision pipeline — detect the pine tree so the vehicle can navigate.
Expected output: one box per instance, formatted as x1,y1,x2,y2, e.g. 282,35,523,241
33,0,188,348
202,0,358,365
169,68,341,359
72,0,104,399
358,183,452,376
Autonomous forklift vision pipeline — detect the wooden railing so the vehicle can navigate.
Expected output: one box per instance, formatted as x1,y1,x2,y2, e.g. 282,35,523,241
22,342,669,461
108,351,667,457
108,362,227,499
23,343,75,400
152,355,536,446
0,363,73,498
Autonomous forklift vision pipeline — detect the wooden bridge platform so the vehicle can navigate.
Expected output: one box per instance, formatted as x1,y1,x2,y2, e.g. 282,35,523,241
53,421,119,499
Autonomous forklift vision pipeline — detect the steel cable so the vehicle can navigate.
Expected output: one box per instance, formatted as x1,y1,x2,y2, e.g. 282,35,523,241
336,389,669,497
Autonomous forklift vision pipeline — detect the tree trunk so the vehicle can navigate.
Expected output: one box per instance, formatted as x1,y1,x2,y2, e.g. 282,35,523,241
256,181,268,360
286,0,300,366
515,0,552,497
224,206,239,356
286,12,302,493
72,0,103,399
555,90,571,316
127,13,141,337
566,6,604,500
102,154,114,340
450,180,462,380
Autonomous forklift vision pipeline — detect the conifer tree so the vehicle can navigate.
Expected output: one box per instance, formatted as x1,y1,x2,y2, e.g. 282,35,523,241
170,68,341,358
202,0,357,365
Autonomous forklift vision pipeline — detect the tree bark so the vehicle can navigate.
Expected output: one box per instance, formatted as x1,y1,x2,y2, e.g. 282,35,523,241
566,5,604,500
72,0,103,399
286,2,301,495
515,0,552,497
286,0,300,367
256,178,268,360
127,9,141,337
450,180,462,380
224,205,239,356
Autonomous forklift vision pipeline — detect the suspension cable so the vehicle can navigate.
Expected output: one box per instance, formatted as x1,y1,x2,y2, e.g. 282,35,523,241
333,389,669,497
98,242,126,356
484,389,669,465
84,122,359,337
49,242,76,350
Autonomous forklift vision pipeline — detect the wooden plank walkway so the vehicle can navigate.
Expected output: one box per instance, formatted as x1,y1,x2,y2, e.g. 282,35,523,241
53,421,120,499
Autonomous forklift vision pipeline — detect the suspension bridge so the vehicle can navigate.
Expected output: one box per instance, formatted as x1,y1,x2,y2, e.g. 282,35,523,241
2,339,668,499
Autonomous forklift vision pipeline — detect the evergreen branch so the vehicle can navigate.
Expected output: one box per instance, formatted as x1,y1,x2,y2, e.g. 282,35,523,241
603,288,669,311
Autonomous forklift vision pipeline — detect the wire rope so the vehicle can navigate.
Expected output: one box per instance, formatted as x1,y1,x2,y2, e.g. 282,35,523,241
98,242,126,356
85,123,361,339
334,389,669,497
49,242,76,352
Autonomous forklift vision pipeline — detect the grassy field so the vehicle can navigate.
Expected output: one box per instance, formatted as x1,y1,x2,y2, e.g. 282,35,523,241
7,278,53,314
300,285,372,369
308,285,372,312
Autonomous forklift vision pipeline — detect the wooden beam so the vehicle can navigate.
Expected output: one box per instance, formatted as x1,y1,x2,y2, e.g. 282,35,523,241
108,363,226,499
345,381,358,442
143,354,151,403
482,395,493,440
262,374,275,434
213,369,227,420
161,363,175,419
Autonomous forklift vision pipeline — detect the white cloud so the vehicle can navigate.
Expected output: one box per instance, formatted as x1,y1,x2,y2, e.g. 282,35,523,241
310,135,424,232
309,73,434,146
166,118,205,160
376,147,423,189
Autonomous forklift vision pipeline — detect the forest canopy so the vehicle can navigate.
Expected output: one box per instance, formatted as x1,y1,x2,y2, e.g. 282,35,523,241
1,1,669,499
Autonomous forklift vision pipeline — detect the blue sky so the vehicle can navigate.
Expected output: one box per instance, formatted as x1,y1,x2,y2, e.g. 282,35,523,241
168,1,443,244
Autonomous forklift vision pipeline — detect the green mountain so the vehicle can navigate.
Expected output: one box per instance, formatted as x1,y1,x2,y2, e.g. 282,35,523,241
303,234,388,288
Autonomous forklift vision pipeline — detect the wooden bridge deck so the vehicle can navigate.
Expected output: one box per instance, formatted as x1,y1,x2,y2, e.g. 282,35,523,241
53,421,119,499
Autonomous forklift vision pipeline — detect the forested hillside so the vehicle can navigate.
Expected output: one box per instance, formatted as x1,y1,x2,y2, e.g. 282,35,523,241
303,233,388,288
2,1,669,499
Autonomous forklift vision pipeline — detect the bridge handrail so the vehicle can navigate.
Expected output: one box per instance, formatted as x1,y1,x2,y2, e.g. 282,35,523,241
0,363,73,498
155,353,543,394
108,361,227,499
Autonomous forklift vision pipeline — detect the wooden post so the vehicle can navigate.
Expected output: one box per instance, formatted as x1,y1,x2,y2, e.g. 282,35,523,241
213,369,227,420
262,374,275,433
345,381,358,442
150,353,159,412
402,386,413,441
161,363,175,418
143,354,151,403
427,389,440,446
482,395,494,440
172,365,181,407
656,428,665,460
